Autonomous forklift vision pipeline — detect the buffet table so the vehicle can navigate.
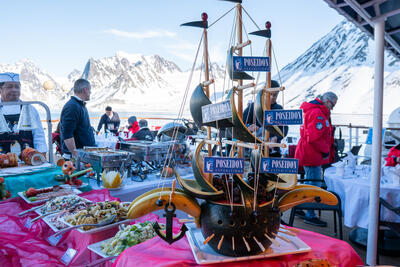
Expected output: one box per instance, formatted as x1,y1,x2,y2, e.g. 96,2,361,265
0,189,118,267
324,166,400,228
2,166,92,198
0,188,364,267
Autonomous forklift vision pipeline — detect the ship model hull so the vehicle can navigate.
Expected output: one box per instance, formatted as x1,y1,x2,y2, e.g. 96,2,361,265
200,200,280,256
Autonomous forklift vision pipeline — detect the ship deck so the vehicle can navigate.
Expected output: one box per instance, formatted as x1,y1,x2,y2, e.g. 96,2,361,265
282,210,399,266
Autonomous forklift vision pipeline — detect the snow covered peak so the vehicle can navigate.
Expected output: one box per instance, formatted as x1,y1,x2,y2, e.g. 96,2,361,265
277,20,400,115
115,51,143,63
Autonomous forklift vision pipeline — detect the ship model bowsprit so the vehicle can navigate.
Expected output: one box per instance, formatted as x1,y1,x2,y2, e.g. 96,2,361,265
126,0,338,257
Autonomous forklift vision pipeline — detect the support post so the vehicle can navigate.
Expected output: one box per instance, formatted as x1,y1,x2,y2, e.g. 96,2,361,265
366,18,385,266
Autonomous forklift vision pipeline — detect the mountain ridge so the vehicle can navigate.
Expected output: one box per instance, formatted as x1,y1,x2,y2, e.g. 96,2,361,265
1,19,399,116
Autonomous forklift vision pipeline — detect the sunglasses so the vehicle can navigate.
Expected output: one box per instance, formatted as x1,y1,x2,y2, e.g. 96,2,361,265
327,100,336,109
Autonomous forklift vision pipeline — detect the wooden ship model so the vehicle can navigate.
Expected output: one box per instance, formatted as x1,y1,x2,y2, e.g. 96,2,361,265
126,0,338,257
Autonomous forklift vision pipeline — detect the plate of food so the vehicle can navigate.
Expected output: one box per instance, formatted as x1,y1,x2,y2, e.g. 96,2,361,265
59,201,132,234
41,200,94,232
35,194,92,216
88,221,157,258
18,185,82,204
185,223,311,265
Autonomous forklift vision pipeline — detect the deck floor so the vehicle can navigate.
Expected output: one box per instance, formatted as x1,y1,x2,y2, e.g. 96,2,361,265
281,210,400,266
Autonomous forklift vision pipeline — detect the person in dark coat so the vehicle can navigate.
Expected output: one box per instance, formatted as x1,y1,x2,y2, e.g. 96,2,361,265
242,80,288,157
97,106,120,134
60,79,95,159
133,120,154,141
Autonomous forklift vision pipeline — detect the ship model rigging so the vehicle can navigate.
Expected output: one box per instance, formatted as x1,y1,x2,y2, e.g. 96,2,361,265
126,0,338,257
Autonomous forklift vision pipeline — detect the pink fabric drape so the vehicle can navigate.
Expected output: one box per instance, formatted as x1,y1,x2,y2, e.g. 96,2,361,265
113,226,364,267
0,189,119,266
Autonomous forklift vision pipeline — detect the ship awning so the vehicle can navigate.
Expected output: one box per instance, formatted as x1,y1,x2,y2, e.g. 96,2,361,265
323,0,400,59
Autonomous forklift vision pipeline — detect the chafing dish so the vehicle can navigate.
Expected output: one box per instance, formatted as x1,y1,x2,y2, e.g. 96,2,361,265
76,147,134,185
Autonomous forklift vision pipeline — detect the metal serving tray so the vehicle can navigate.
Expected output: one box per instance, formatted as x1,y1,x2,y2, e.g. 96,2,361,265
76,147,134,184
119,141,171,162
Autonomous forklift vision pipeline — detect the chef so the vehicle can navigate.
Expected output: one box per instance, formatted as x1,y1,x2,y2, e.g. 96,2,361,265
0,72,47,153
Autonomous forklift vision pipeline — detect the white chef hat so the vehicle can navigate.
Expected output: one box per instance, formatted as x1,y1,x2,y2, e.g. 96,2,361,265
0,72,20,83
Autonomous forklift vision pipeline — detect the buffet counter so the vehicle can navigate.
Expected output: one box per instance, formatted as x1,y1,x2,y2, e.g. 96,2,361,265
0,189,118,266
2,166,92,198
0,188,364,267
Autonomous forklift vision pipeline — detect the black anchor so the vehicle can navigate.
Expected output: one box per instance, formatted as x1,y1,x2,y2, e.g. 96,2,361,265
153,201,188,245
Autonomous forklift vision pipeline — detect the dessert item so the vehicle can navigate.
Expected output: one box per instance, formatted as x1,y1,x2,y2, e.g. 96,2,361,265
0,153,18,167
20,147,46,166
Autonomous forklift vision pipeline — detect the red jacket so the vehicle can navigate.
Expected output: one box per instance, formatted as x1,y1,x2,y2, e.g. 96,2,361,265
295,98,334,167
385,145,400,166
128,121,139,136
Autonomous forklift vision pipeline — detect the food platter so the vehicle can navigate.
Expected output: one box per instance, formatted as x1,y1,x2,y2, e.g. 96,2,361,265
18,185,82,204
87,221,157,258
42,213,68,232
185,223,311,265
0,162,55,176
87,239,111,259
57,202,132,234
34,195,91,216
59,216,132,234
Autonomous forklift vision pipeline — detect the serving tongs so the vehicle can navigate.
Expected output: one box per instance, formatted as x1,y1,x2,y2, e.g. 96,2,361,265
50,214,117,237
31,210,60,222
18,196,57,217
18,204,45,216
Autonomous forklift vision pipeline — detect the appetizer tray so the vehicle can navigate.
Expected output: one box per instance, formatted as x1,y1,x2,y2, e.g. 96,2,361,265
34,195,91,216
57,202,132,234
18,186,82,204
0,162,55,176
43,213,68,232
185,223,311,265
87,237,114,258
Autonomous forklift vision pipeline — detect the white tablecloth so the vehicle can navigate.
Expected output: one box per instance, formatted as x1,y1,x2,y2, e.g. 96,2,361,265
324,166,400,228
95,134,118,149
88,166,194,202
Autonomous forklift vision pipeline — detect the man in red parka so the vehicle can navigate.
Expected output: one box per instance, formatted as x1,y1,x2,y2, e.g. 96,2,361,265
295,91,338,227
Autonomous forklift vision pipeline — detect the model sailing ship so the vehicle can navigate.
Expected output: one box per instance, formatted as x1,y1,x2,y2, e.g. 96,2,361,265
126,0,338,257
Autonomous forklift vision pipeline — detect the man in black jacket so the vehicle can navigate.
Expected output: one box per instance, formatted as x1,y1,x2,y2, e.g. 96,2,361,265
243,80,288,157
133,120,154,141
60,79,95,159
97,106,120,134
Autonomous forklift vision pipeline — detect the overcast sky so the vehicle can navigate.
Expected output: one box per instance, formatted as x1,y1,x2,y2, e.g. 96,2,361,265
0,0,343,77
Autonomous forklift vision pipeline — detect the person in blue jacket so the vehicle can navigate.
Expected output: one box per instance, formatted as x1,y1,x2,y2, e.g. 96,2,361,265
60,79,95,159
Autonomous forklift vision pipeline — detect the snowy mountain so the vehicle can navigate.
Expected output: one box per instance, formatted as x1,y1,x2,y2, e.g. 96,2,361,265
0,52,226,113
276,20,400,114
0,60,65,105
1,19,399,117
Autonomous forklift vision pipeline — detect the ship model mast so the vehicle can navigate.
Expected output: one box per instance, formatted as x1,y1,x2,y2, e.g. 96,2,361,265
125,0,340,257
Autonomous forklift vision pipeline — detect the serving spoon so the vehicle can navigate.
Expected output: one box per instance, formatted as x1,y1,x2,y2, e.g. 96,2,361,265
51,214,117,237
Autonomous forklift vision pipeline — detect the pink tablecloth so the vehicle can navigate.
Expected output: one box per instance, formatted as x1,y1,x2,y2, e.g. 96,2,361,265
113,226,364,267
0,189,119,267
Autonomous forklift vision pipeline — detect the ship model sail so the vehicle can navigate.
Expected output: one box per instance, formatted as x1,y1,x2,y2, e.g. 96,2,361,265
126,0,338,257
